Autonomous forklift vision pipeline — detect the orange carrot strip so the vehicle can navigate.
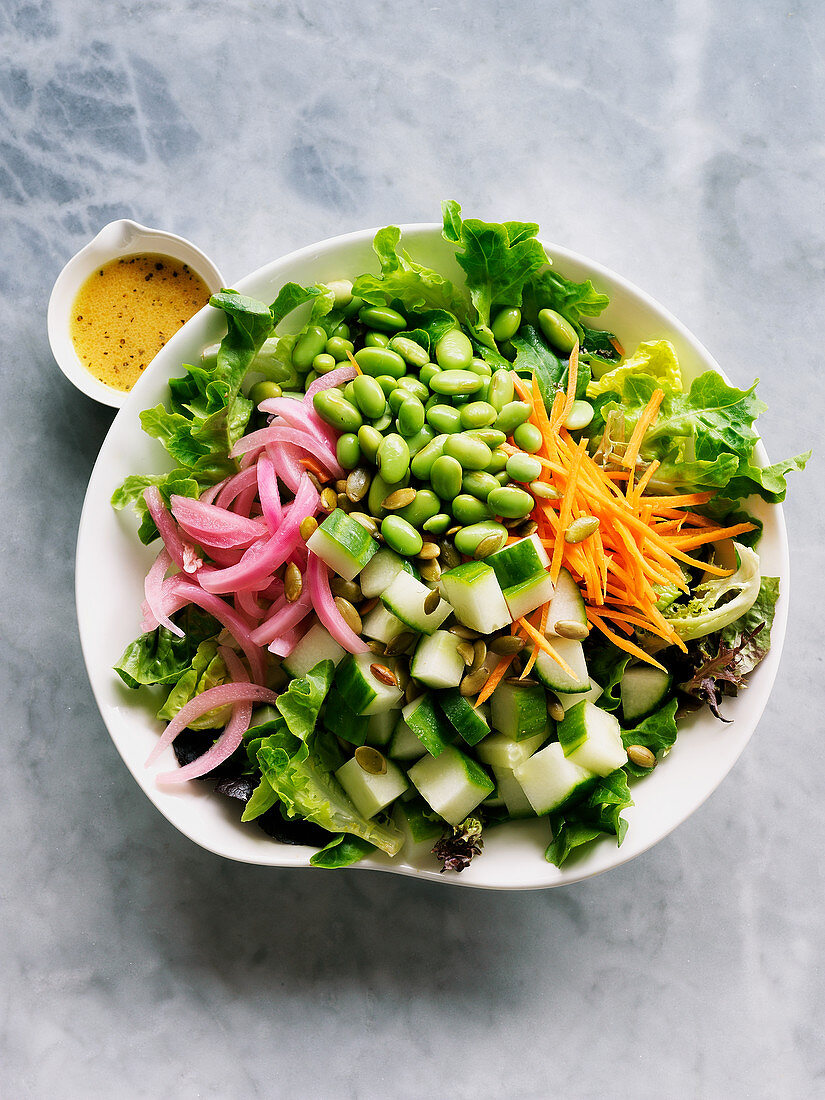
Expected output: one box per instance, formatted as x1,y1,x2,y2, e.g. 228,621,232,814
299,456,331,481
550,437,587,583
473,654,515,708
622,388,664,471
586,608,668,671
517,617,577,677
664,521,756,550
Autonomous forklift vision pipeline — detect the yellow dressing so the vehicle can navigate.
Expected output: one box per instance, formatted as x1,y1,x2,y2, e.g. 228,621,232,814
70,253,211,392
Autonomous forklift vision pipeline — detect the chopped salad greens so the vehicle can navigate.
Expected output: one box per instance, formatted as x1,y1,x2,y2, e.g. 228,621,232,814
112,202,808,873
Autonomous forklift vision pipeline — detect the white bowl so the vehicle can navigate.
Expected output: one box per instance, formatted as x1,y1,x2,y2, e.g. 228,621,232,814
75,224,789,889
48,219,225,409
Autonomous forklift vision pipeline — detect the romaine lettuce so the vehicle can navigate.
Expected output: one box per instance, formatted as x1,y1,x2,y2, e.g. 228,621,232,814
156,640,230,729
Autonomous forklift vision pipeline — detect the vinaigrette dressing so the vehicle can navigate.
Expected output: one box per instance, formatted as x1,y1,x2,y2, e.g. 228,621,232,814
70,253,210,392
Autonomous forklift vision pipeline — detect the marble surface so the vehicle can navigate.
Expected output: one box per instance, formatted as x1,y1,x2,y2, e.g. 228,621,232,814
1,1,823,1096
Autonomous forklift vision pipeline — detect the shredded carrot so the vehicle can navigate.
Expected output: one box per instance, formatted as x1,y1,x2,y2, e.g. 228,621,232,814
586,608,668,671
520,602,550,679
622,388,664,472
345,349,362,375
299,456,331,481
474,654,515,708
664,521,755,550
517,617,577,677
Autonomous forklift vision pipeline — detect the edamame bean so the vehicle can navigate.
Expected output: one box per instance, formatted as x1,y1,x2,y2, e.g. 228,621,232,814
538,308,578,355
410,435,447,479
430,455,463,500
369,471,406,517
372,411,393,432
506,452,543,483
487,485,535,519
388,388,409,414
404,424,436,456
332,322,350,339
486,447,509,474
358,305,408,332
344,380,358,404
424,394,440,412
304,370,318,388
513,421,543,453
495,470,510,485
454,521,508,557
491,306,522,343
248,380,282,404
293,326,328,370
352,375,387,419
495,401,532,436
325,336,356,362
364,331,390,348
435,329,473,370
419,363,441,387
375,374,398,396
389,336,430,367
381,515,423,556
426,404,463,434
326,279,353,308
466,427,507,448
377,433,410,484
487,368,515,411
423,513,452,536
398,397,425,437
443,434,492,470
399,488,440,528
462,470,500,500
336,433,361,470
430,370,483,397
460,400,498,429
313,390,363,432
468,357,492,378
312,352,337,374
563,399,594,431
354,346,407,379
453,494,493,525
394,376,429,402
358,424,383,464
341,294,363,317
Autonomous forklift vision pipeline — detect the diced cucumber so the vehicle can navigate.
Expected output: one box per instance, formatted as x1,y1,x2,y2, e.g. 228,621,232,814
557,700,627,776
401,695,456,757
282,622,346,679
334,652,403,715
534,636,590,693
388,715,427,761
513,741,595,815
361,602,408,645
382,571,452,634
306,508,378,581
490,679,547,740
438,690,490,746
323,687,370,745
439,560,510,634
392,798,442,860
487,534,551,588
620,665,673,723
476,728,548,769
503,571,556,621
359,546,415,599
492,766,535,819
366,709,399,747
408,745,495,826
335,756,408,818
409,630,465,689
545,567,588,635
555,679,603,712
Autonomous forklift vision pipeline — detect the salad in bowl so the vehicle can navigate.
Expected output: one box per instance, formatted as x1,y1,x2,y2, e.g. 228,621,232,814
88,203,807,883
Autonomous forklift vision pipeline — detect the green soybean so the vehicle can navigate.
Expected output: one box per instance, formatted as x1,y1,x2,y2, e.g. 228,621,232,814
326,279,353,308
564,399,595,431
381,515,423,556
410,435,447,479
430,455,463,500
460,400,498,429
248,380,282,404
487,485,535,519
357,424,383,464
399,488,441,528
405,425,436,456
303,370,318,387
513,421,543,453
467,427,507,448
313,390,363,432
453,494,493,525
443,434,492,470
538,308,578,355
341,294,363,317
495,401,532,436
389,336,429,367
461,470,500,500
344,380,358,405
426,403,463,434
354,346,407,379
336,433,361,470
358,305,408,332
394,376,429,401
506,452,543,483
435,328,473,370
352,375,386,419
325,336,356,362
454,521,508,557
332,321,351,339
468,357,493,378
495,470,510,485
491,306,522,343
312,352,337,374
377,433,410,483
375,374,398,396
486,447,509,474
369,471,404,517
430,370,483,397
398,397,426,437
293,326,328,370
364,331,390,348
487,369,515,411
419,363,441,387
423,513,452,536
388,388,409,414
372,411,393,432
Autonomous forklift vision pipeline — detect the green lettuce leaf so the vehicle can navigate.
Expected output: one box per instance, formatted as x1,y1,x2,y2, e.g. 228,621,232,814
585,640,631,712
275,659,336,738
113,607,220,689
309,834,376,868
240,775,280,822
352,224,468,318
546,770,633,867
663,542,762,641
719,576,780,675
621,699,679,775
511,324,590,406
587,339,682,398
155,640,230,729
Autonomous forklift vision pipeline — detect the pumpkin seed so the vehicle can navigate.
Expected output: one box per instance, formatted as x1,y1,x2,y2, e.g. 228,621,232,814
471,639,487,671
547,699,565,723
367,639,386,654
284,562,303,603
405,680,422,703
330,577,361,603
382,487,417,510
334,597,362,634
320,486,338,512
446,525,462,537
385,632,416,656
359,597,379,615
460,666,489,696
423,588,441,615
627,744,656,769
346,466,371,503
336,492,353,512
564,516,600,544
489,635,526,656
475,532,505,559
417,541,441,560
350,512,379,536
456,641,475,666
530,481,560,500
335,479,349,494
370,662,397,687
516,520,539,537
449,623,480,640
419,558,442,584
554,619,590,640
299,516,318,541
355,745,388,775
440,540,461,569
306,471,323,493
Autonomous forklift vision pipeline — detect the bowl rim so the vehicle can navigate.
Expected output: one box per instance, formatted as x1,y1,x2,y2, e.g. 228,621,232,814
75,221,790,890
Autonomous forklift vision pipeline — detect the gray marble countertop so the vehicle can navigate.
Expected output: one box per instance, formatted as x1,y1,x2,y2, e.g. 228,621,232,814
1,2,823,1097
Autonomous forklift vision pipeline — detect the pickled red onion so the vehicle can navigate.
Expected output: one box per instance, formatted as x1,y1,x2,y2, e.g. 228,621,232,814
306,551,368,653
256,454,283,531
143,487,202,573
170,495,265,549
144,548,182,637
303,364,356,402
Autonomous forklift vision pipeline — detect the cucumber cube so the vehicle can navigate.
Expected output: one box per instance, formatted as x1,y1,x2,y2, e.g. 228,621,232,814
557,700,627,776
439,561,510,634
503,571,556,621
361,603,408,645
620,666,673,723
382,571,452,635
335,756,408,818
402,695,456,757
282,623,346,680
358,546,414,598
534,636,590,694
555,679,603,713
334,652,404,715
388,715,428,761
492,766,535,818
408,745,495,826
514,741,595,815
490,680,547,740
546,567,588,635
438,690,491,746
476,728,548,769
487,534,550,588
366,709,399,747
409,630,465,689
392,798,443,861
306,508,378,580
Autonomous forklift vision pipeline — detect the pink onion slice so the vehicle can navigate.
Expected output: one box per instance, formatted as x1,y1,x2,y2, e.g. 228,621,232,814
199,477,229,506
304,364,357,401
266,440,304,493
143,487,202,573
250,590,311,647
256,454,283,531
215,466,259,510
268,621,308,658
305,551,368,653
231,424,340,478
258,396,340,454
170,495,265,549
144,547,183,637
